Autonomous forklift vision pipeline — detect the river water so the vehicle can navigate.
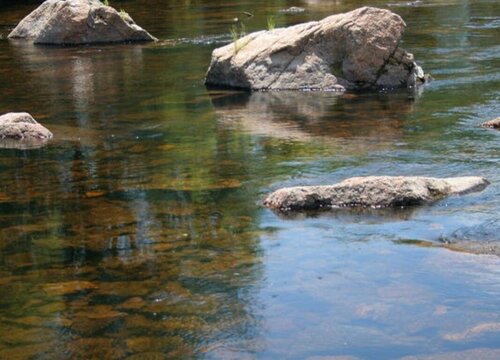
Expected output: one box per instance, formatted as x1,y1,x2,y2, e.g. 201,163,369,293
0,0,499,359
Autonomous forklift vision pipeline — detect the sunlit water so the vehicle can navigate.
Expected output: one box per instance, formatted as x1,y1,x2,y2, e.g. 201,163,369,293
0,0,499,359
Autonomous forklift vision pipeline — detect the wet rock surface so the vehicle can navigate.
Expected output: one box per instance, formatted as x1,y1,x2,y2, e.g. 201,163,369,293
8,0,157,45
0,112,52,149
264,176,489,212
205,7,426,91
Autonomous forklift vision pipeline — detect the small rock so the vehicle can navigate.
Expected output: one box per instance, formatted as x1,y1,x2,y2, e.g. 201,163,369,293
280,7,306,13
126,336,187,354
480,117,500,129
0,112,52,149
264,176,489,212
117,296,146,310
8,0,157,45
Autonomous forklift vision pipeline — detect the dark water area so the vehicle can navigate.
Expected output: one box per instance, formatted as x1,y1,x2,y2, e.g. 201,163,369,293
0,0,499,359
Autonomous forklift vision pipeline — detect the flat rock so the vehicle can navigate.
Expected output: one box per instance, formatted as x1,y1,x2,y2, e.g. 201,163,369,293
0,112,52,149
8,0,157,45
263,176,489,212
205,7,426,91
480,117,500,129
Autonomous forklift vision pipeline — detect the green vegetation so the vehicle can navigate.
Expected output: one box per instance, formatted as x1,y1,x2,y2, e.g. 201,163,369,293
229,25,238,42
119,9,129,19
102,0,109,6
229,25,240,53
267,16,276,31
229,22,247,54
330,61,344,77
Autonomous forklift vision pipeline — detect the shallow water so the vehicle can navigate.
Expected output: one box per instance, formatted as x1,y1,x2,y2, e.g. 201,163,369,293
0,0,499,359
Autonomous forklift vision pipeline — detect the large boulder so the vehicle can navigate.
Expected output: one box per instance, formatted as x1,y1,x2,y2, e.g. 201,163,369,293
0,112,53,149
8,0,157,45
263,176,489,212
205,7,426,91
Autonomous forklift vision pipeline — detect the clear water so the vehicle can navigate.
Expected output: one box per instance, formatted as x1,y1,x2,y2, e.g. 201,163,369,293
0,0,499,359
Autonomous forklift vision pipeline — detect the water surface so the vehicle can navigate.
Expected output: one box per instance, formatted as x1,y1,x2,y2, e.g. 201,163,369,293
0,0,499,359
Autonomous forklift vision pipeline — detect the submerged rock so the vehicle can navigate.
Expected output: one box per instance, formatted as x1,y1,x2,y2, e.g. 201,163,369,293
0,112,52,149
8,0,157,45
443,322,500,341
263,176,489,212
400,348,500,360
205,7,426,91
480,117,500,129
441,218,500,256
43,280,97,296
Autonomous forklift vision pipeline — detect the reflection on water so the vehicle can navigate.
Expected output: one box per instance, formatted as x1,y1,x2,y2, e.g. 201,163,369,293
269,204,422,221
0,0,499,359
0,179,266,358
9,42,148,133
211,90,416,149
0,137,51,150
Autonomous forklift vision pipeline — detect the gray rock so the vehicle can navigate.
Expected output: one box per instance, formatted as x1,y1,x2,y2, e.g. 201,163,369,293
480,117,500,129
263,176,489,212
8,0,157,45
0,112,52,149
205,7,426,91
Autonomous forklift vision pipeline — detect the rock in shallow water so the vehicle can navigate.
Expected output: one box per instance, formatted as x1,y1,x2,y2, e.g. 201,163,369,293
480,117,500,129
0,112,52,149
205,7,426,91
263,176,489,212
8,0,157,45
280,7,306,13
